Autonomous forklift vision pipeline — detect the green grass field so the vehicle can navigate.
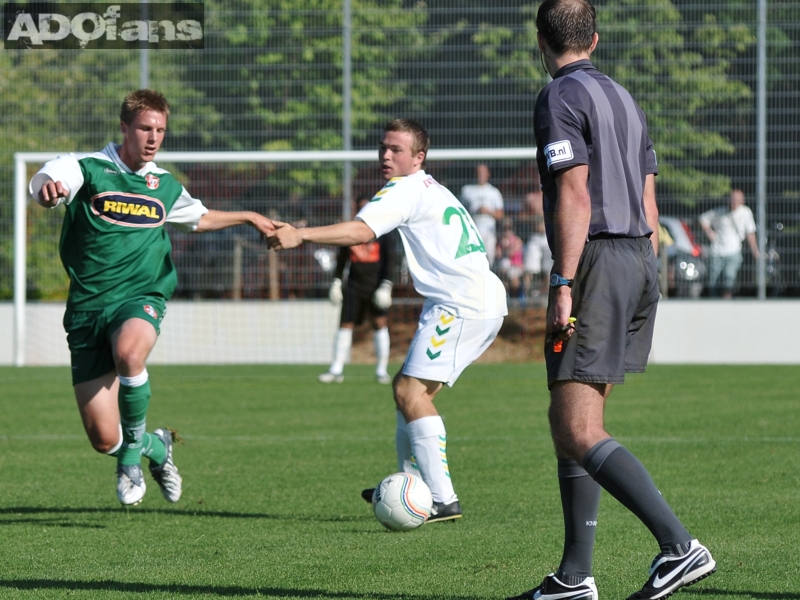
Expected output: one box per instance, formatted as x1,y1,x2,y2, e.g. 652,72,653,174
1,363,798,599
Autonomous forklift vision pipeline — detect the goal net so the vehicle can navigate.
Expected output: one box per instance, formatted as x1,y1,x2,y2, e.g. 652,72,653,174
11,148,537,366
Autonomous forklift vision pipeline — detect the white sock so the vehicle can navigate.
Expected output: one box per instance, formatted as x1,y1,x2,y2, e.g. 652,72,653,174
406,415,457,504
117,368,148,388
374,327,390,377
329,328,352,375
395,411,418,474
105,424,123,456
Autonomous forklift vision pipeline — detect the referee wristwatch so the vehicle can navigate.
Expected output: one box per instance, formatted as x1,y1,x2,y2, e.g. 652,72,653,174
549,273,573,288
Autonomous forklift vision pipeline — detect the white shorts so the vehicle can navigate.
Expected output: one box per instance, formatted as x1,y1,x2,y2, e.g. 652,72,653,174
402,304,504,387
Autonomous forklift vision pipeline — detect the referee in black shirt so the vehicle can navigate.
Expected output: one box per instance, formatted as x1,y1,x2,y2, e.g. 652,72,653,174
506,2,716,600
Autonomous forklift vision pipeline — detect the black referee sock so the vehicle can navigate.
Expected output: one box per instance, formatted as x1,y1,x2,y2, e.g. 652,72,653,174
555,458,601,583
583,438,691,555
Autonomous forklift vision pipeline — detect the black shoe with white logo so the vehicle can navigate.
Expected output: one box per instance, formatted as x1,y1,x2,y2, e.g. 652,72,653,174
361,488,375,503
626,539,716,600
425,499,462,523
505,573,598,600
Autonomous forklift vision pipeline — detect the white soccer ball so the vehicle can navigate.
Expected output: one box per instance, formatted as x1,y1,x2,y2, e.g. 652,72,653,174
372,472,433,531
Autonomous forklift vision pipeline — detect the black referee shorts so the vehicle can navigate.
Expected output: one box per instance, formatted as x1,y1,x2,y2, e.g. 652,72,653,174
545,236,659,389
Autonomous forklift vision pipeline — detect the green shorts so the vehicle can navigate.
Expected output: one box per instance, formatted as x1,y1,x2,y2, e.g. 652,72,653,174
63,295,167,386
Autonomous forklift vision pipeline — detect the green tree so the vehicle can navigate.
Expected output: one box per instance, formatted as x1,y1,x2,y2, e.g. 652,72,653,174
189,0,433,195
597,0,753,205
0,49,217,299
675,1,800,205
471,0,754,207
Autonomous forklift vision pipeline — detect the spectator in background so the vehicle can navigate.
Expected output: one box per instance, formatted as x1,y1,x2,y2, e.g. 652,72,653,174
460,163,504,268
699,189,760,298
496,217,525,299
319,195,398,385
518,190,553,302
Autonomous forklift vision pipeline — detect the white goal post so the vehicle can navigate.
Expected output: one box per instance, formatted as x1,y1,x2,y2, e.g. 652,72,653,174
12,148,536,366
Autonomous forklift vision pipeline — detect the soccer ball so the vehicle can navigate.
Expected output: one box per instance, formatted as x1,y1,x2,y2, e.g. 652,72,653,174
371,472,433,531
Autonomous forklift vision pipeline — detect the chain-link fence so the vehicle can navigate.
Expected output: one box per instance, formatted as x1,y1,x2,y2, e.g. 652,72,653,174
3,1,800,302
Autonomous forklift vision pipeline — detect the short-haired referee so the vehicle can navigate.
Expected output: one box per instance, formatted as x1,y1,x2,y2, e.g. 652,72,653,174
505,2,716,600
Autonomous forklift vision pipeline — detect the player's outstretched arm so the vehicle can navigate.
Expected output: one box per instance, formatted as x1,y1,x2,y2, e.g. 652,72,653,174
268,220,375,251
194,209,276,235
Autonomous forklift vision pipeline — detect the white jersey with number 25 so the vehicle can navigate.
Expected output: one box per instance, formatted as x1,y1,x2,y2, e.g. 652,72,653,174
357,170,508,319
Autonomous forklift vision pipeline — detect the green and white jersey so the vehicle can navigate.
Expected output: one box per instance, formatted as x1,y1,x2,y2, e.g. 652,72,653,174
357,170,508,319
29,142,208,310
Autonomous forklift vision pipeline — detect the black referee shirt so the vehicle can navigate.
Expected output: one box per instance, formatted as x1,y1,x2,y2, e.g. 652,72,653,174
534,59,658,250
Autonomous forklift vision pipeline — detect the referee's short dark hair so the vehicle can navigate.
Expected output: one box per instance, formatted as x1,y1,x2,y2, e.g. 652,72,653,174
536,0,596,55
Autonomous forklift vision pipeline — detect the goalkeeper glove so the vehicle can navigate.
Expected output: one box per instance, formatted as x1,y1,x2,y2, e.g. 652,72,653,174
372,280,393,310
329,278,343,304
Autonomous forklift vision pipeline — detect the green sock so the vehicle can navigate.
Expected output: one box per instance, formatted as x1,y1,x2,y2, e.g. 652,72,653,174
118,381,151,466
141,432,167,465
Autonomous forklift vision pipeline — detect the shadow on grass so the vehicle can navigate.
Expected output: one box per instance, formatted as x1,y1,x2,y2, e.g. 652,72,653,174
697,590,800,599
0,516,105,528
0,579,483,599
0,506,370,524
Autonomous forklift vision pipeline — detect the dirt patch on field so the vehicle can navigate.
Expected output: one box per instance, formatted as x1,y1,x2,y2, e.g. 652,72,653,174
349,306,548,364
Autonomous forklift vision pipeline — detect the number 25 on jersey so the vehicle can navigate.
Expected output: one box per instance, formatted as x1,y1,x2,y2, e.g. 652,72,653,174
443,206,486,259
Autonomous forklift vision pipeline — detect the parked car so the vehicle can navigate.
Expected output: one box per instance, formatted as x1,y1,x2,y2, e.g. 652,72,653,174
658,216,706,298
761,215,800,296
